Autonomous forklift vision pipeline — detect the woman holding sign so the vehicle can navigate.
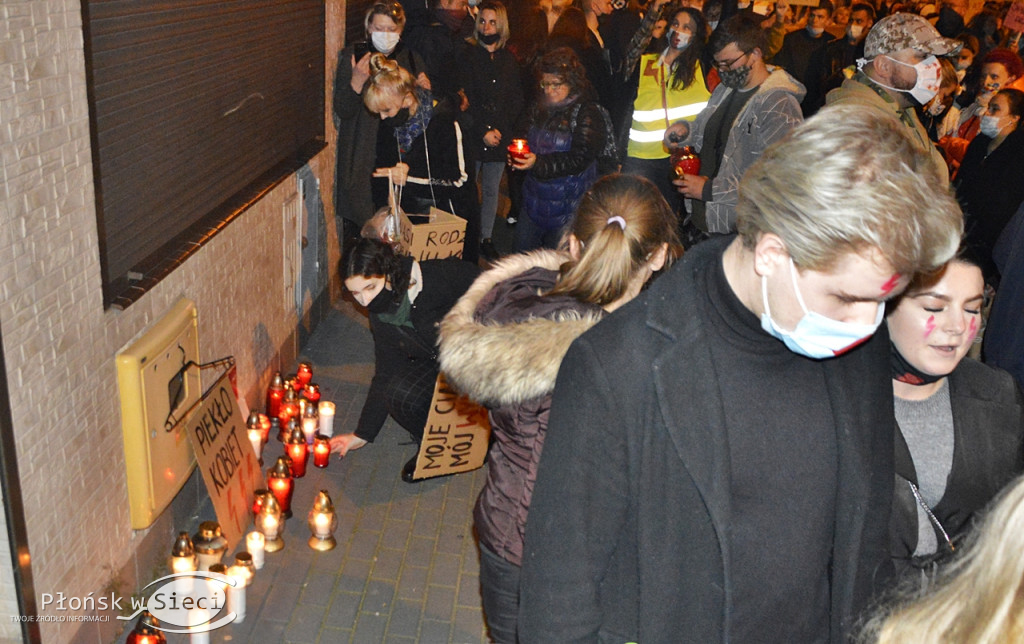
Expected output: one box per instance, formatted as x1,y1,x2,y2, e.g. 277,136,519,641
331,238,478,482
438,175,681,642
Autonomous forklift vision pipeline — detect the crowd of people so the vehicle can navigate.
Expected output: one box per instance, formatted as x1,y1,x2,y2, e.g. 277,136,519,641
329,0,1024,642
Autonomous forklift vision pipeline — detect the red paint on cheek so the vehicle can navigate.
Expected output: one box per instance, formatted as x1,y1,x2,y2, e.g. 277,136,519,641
881,273,902,295
924,315,936,337
967,316,978,342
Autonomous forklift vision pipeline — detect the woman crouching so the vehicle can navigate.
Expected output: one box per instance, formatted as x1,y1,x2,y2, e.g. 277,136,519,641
437,174,682,643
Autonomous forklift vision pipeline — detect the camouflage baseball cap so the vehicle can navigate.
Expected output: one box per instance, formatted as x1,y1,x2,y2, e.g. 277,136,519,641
864,13,962,59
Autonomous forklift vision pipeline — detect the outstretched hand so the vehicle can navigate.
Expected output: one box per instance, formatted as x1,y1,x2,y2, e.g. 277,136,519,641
330,434,368,457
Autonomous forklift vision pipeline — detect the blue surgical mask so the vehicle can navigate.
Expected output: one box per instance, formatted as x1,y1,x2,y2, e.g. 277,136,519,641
979,115,1005,138
807,26,825,37
760,258,884,359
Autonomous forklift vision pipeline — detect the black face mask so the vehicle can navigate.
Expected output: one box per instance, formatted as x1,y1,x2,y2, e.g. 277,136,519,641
890,343,947,386
479,32,500,46
365,286,397,314
383,107,411,129
719,64,751,89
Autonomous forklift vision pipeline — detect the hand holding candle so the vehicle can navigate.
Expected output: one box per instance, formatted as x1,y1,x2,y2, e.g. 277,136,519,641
508,139,534,169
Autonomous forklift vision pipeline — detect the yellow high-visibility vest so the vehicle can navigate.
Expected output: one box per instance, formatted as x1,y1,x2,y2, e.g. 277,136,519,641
627,53,710,160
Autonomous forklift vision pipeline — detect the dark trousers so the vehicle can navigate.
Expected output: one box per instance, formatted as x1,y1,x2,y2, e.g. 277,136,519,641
384,359,438,441
621,155,680,213
479,542,521,644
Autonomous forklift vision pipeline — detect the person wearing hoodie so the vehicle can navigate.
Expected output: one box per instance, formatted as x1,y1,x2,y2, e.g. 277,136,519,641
664,13,805,241
437,174,681,643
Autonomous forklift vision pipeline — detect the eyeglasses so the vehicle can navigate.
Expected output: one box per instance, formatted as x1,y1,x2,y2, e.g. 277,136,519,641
540,80,566,90
713,51,750,71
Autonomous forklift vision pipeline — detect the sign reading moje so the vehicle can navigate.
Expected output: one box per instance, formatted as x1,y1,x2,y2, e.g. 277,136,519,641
412,373,491,480
185,369,260,548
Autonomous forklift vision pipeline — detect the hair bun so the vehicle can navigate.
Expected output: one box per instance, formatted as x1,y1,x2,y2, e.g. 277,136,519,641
368,53,398,77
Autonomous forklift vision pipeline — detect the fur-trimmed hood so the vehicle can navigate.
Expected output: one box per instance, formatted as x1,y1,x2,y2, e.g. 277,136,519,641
438,249,604,408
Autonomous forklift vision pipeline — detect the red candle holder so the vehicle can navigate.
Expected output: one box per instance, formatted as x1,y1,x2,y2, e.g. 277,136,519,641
259,413,272,443
313,435,331,468
266,372,285,418
296,362,313,387
278,389,300,431
252,489,271,521
671,145,701,178
126,611,167,644
508,138,530,160
286,427,309,478
302,383,321,404
267,458,294,518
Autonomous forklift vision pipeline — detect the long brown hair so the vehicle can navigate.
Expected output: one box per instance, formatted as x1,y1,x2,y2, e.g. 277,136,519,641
548,174,682,306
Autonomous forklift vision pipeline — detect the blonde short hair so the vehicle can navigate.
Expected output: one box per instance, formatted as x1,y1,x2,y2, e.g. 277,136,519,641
363,54,416,114
736,105,962,275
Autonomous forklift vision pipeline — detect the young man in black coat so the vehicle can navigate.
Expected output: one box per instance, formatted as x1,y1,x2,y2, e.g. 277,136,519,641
518,106,965,643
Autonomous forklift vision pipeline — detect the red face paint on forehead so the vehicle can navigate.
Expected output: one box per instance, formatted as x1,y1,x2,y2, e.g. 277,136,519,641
880,273,902,296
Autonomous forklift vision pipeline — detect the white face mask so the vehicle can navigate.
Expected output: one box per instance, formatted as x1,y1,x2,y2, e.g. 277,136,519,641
371,31,401,54
846,24,863,41
668,28,691,50
979,115,1005,137
876,55,942,105
807,26,824,37
760,259,884,359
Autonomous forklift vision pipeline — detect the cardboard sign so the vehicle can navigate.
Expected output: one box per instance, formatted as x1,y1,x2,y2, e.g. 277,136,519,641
412,373,491,480
185,370,261,548
399,207,467,261
1004,1,1024,32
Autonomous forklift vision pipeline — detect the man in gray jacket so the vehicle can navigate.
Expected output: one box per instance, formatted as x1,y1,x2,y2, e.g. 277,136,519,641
664,13,804,240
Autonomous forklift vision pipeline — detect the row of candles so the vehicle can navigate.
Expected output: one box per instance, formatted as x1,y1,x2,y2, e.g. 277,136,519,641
127,363,341,643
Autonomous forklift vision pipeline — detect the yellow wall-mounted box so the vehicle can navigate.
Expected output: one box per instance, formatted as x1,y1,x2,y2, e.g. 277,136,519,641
116,299,200,530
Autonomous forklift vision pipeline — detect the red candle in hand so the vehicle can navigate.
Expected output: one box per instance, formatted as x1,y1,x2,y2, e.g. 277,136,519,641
313,436,330,468
508,138,530,160
671,146,701,178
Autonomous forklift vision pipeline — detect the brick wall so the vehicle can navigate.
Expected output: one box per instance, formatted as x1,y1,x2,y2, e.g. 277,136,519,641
0,0,344,641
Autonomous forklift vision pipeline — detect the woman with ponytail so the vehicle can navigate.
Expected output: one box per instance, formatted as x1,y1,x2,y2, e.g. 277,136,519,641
437,174,681,643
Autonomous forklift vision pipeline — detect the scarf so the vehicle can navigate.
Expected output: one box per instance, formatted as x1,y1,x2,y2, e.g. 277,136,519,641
394,89,434,154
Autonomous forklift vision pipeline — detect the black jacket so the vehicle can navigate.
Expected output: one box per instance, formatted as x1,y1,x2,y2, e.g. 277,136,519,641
356,258,479,441
891,358,1024,573
334,42,425,225
458,43,524,164
372,95,473,216
956,128,1024,284
519,237,895,643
